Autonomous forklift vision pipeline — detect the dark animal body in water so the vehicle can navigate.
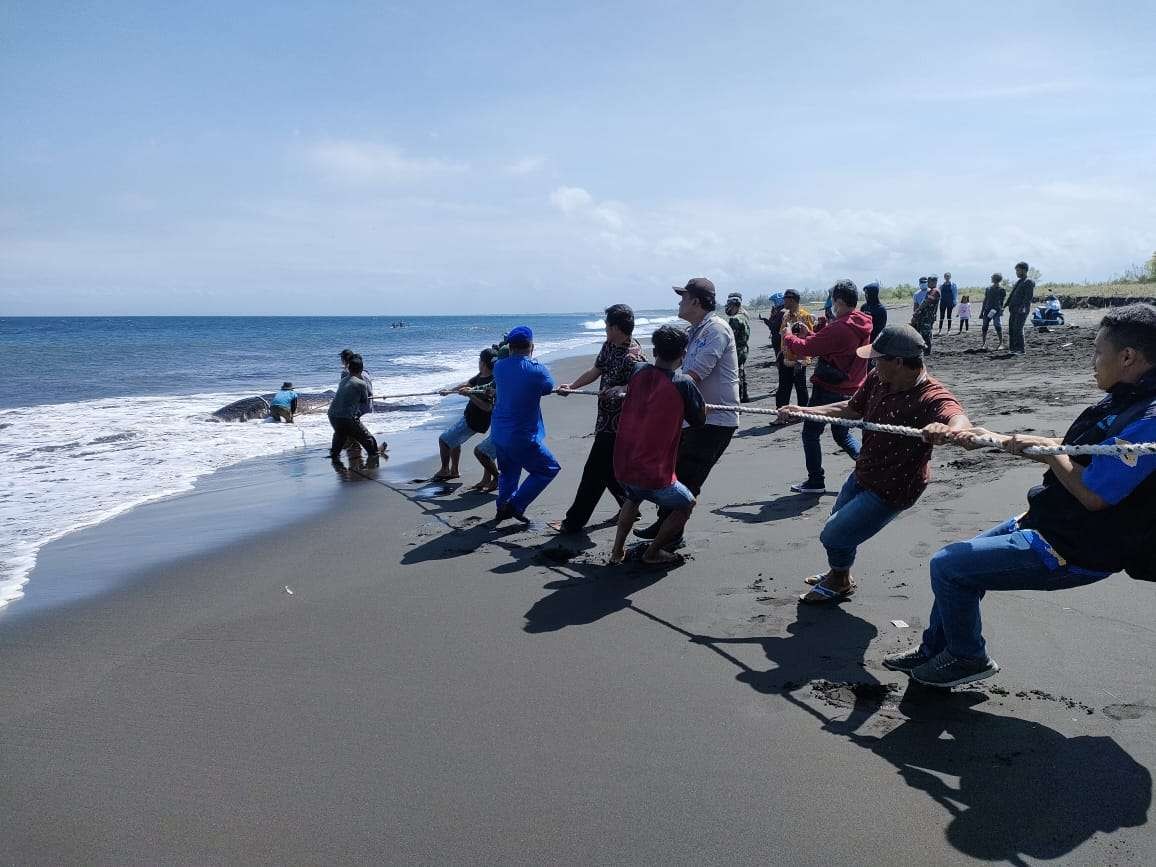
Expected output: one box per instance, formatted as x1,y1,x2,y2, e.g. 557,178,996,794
211,392,428,422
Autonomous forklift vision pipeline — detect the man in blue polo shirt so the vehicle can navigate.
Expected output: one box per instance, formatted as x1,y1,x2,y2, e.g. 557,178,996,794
885,304,1156,688
490,325,560,523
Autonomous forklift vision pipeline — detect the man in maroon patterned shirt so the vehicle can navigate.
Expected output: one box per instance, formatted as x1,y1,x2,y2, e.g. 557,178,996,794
777,325,971,603
550,304,646,534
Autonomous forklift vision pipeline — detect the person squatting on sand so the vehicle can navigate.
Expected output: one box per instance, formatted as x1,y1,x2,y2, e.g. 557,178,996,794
725,292,752,402
634,278,740,549
1006,261,1036,355
781,279,872,494
610,325,707,566
490,325,561,523
885,303,1156,688
777,325,970,603
549,304,645,534
980,273,1006,348
270,381,298,422
328,355,383,463
775,289,813,410
433,348,498,488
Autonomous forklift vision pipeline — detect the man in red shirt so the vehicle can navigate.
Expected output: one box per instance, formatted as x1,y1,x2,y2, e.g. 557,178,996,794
610,325,707,566
780,279,874,494
777,325,971,603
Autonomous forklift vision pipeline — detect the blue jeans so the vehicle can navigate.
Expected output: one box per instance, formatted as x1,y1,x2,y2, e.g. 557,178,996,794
920,519,1111,662
820,473,903,570
802,385,860,486
494,439,561,515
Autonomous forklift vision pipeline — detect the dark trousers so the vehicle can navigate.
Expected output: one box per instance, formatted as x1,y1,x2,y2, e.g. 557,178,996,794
917,325,933,355
801,385,861,487
656,424,736,521
1008,307,1028,353
937,298,955,330
957,318,969,332
775,360,809,407
329,417,378,459
562,430,626,529
738,362,749,402
981,311,1002,342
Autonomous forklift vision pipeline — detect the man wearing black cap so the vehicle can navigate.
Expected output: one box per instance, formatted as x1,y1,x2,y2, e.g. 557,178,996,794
489,325,561,523
270,381,298,422
778,325,970,603
635,277,740,544
1005,261,1035,355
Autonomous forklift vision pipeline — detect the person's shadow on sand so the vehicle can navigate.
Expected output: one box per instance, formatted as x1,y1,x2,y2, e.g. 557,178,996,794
629,602,884,734
712,493,817,524
851,687,1151,864
628,603,1151,864
523,569,667,633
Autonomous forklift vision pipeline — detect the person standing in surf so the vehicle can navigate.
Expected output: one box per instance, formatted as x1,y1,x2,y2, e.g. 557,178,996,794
328,355,383,464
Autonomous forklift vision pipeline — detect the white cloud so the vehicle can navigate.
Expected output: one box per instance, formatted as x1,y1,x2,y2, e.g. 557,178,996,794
506,156,546,175
305,140,466,184
549,185,628,232
549,185,594,213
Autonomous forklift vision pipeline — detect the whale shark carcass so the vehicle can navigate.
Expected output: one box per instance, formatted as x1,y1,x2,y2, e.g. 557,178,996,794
210,392,429,422
210,392,336,422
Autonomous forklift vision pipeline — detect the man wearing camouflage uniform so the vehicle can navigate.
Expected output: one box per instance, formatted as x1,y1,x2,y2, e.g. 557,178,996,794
725,292,752,402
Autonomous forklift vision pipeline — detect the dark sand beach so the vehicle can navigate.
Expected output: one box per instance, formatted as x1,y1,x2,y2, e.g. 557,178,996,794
3,310,1155,865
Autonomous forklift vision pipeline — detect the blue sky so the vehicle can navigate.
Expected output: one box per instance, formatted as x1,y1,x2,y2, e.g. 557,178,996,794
2,0,1154,315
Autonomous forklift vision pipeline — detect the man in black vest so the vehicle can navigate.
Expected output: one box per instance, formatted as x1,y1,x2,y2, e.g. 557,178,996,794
884,304,1156,687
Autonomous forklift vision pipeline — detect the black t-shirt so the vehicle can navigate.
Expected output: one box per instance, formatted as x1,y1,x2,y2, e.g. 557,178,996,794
464,374,495,433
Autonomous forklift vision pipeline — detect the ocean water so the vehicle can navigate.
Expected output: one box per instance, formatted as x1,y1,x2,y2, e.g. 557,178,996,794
0,313,679,609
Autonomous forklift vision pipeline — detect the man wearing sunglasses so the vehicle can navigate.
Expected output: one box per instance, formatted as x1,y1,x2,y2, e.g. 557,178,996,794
778,325,970,604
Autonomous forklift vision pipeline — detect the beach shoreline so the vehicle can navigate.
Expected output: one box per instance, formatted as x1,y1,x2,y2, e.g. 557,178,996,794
3,312,1155,864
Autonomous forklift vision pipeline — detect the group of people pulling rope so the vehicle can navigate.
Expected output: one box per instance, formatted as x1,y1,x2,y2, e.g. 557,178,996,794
364,278,1156,690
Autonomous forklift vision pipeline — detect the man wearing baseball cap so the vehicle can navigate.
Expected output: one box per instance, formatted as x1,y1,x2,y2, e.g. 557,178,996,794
489,325,561,523
777,325,970,603
635,277,740,546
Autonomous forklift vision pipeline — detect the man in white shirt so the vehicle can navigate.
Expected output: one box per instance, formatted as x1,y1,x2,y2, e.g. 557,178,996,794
634,277,740,547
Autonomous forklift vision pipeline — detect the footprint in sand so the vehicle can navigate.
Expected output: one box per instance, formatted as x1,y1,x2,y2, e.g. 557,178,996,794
1103,704,1156,721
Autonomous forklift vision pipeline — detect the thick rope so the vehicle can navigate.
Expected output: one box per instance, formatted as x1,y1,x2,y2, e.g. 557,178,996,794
541,387,1156,462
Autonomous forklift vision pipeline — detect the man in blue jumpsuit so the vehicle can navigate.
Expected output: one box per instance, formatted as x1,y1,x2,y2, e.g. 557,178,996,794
490,325,561,523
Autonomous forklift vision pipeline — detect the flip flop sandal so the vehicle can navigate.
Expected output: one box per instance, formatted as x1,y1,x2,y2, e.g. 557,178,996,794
804,574,829,586
640,552,686,569
798,582,856,604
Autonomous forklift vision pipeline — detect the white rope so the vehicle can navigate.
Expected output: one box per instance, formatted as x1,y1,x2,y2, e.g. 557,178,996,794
542,387,1154,462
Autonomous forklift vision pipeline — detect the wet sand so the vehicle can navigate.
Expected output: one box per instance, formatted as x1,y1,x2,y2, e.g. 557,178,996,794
2,312,1155,865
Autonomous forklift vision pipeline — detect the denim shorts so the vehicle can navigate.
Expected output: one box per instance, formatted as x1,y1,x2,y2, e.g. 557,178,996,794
439,415,478,449
622,481,695,511
474,434,497,460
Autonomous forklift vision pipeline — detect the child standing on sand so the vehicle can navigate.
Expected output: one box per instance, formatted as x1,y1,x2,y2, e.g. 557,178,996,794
957,295,971,332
